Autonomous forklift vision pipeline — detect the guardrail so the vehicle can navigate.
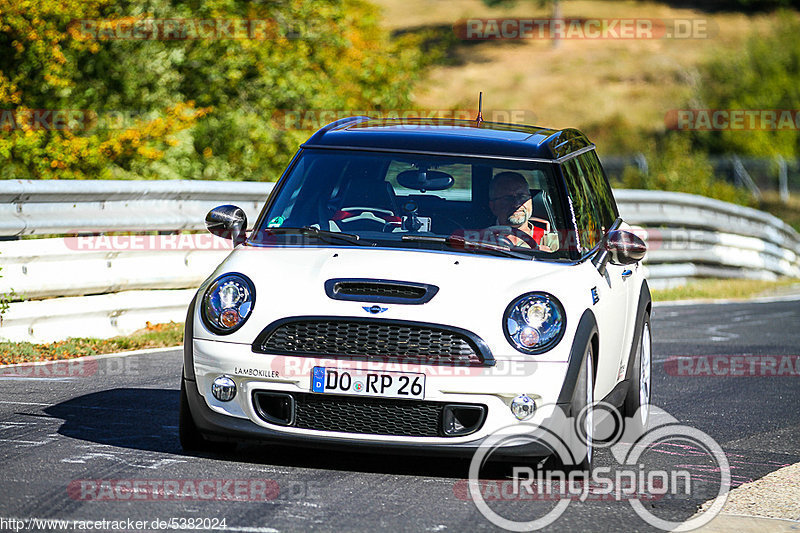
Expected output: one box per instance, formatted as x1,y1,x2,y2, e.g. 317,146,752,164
1,180,798,343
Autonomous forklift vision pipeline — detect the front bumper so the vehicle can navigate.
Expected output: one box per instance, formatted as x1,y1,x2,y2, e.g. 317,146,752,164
187,337,576,457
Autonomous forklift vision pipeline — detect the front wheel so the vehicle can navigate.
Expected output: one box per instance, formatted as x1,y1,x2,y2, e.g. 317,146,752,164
623,314,652,439
568,343,595,472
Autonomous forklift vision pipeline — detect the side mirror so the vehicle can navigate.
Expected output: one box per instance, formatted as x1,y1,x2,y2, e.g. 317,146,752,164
206,205,247,246
605,230,647,265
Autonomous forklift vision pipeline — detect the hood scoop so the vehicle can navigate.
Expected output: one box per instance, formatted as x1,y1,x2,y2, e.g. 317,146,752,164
324,278,439,305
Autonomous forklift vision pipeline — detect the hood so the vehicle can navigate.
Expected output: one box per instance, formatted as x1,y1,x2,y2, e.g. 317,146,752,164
194,245,587,360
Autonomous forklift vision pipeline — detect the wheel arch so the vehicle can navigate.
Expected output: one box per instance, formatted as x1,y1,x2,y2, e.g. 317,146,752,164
556,308,599,409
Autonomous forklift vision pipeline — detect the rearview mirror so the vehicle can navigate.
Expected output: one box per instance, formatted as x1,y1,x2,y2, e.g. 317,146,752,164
396,170,454,191
605,230,646,265
206,205,247,246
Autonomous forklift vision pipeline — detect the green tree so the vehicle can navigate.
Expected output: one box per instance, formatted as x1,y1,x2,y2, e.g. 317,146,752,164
0,0,424,180
693,12,800,158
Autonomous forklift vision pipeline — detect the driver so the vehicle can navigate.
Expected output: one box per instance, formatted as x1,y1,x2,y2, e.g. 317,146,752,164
488,171,559,251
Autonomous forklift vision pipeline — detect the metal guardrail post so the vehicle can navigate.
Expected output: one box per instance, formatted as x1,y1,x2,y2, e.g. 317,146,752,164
777,156,789,203
732,155,762,201
634,153,648,176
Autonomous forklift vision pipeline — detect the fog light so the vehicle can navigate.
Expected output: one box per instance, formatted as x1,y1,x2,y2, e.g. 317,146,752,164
510,394,536,421
212,375,237,402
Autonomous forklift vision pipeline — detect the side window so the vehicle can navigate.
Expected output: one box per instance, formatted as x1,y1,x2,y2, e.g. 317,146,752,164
578,151,618,230
561,158,602,254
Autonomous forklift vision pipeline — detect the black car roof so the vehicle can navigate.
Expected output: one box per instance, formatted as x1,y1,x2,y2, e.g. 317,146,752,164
301,117,594,161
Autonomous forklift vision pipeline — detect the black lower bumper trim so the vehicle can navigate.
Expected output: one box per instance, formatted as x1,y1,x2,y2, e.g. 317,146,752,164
184,378,554,458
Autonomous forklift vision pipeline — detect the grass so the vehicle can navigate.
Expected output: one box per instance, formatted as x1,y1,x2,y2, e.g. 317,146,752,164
372,0,777,147
0,321,183,366
652,277,800,302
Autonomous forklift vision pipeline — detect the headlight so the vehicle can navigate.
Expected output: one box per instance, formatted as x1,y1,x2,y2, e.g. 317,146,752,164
202,273,255,335
503,292,565,354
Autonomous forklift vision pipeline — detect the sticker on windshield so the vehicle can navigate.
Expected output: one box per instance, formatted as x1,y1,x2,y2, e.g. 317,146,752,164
267,216,285,228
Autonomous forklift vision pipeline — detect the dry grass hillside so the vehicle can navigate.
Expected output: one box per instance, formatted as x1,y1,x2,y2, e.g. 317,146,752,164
371,0,777,135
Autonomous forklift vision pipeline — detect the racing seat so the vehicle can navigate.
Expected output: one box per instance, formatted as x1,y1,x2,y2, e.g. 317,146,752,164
529,188,553,233
329,178,402,232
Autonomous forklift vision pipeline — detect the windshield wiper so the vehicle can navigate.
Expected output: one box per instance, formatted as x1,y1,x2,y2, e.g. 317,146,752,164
401,234,532,260
261,226,370,246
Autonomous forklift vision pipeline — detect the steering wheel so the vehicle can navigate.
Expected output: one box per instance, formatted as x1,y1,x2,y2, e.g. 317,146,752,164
488,226,539,250
333,207,401,233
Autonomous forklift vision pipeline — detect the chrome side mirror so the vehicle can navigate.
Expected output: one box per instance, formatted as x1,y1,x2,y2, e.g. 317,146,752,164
606,230,647,265
205,205,247,246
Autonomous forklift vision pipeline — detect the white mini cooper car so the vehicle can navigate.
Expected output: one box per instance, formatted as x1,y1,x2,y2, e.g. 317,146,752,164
179,117,651,468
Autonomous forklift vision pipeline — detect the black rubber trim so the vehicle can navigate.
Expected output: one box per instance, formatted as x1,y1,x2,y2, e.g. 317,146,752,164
183,377,553,458
183,293,199,381
555,309,598,407
252,391,296,427
251,316,495,367
624,279,652,383
441,404,488,437
324,278,439,305
600,379,630,409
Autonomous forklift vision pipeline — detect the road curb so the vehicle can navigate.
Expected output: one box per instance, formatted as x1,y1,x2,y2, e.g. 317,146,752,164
686,513,800,532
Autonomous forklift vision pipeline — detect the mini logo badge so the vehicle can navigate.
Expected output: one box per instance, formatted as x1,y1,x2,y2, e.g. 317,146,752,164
363,305,388,314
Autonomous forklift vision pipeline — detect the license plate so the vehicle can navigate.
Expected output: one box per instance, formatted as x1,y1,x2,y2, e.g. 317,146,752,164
311,367,425,400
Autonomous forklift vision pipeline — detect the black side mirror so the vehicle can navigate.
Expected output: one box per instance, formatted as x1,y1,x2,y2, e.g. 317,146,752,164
205,205,247,246
605,230,647,265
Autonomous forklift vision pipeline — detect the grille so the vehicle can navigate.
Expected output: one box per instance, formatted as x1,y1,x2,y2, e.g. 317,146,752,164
290,393,447,437
255,318,486,366
336,282,426,300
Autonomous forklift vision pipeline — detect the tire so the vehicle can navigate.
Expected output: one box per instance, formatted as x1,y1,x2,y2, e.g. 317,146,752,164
179,376,229,454
568,342,595,472
623,313,652,440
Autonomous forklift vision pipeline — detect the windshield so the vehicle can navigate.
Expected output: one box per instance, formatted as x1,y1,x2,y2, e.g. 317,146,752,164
252,149,572,260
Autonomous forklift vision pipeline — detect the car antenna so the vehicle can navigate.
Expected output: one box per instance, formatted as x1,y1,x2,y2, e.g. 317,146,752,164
475,92,483,126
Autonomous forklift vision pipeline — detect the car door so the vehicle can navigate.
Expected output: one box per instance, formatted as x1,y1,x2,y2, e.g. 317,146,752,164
560,153,632,400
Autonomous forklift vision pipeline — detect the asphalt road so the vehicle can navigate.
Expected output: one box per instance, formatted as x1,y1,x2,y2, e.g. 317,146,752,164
1,297,798,532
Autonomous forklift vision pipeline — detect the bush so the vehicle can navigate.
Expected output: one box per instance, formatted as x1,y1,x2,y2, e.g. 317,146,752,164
615,134,754,205
693,12,800,159
0,0,425,181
